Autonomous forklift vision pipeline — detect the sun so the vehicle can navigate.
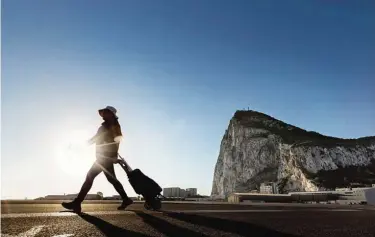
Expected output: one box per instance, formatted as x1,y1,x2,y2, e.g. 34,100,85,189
55,129,95,176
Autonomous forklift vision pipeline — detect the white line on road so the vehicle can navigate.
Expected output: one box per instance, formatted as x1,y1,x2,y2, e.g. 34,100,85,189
1,211,135,218
0,209,361,218
1,225,45,237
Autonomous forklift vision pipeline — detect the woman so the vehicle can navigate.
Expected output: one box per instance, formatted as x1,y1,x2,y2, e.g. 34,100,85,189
62,106,133,213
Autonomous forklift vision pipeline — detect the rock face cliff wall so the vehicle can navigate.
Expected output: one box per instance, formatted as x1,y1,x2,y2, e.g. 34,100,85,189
211,110,375,198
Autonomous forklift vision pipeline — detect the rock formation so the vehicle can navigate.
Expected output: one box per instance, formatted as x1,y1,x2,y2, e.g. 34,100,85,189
211,110,375,198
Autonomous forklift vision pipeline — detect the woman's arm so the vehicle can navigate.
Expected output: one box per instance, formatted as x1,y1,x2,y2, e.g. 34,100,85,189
87,127,103,145
87,135,97,145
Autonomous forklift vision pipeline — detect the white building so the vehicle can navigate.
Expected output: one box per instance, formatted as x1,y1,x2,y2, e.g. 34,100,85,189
335,187,373,199
163,187,186,198
351,187,373,199
227,185,375,205
260,182,278,194
163,187,199,198
260,184,272,194
335,188,351,192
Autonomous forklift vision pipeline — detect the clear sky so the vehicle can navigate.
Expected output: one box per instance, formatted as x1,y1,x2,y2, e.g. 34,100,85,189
2,0,375,199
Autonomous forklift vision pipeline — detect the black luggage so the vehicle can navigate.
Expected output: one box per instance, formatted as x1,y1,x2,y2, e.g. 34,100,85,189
117,154,163,210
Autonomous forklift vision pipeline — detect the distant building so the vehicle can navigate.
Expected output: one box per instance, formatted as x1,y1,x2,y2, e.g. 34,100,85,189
163,187,189,198
335,186,374,197
103,195,138,200
350,187,373,200
85,193,103,200
97,192,104,199
335,188,351,192
181,189,186,197
163,187,182,197
43,192,103,200
228,193,291,203
228,186,375,205
106,195,121,200
186,188,198,197
260,182,278,194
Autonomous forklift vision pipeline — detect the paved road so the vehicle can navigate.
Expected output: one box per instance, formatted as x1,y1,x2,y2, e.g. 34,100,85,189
2,202,375,237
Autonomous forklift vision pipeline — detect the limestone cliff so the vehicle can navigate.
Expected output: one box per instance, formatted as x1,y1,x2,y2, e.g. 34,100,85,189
211,110,375,198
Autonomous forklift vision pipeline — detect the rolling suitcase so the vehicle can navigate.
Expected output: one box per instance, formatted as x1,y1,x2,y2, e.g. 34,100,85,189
117,154,163,210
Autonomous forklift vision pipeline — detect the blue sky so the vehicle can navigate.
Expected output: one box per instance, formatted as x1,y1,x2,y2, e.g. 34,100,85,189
2,0,375,199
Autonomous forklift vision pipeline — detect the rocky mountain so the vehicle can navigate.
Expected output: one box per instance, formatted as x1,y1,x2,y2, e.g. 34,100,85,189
211,110,375,198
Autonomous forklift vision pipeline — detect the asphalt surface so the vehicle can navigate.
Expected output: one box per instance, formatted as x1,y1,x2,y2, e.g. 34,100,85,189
1,202,375,237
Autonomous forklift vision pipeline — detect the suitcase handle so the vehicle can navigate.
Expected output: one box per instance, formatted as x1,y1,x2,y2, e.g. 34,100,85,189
118,154,133,174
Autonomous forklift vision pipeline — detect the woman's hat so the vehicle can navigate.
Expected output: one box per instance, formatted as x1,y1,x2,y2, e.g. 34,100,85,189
98,106,118,119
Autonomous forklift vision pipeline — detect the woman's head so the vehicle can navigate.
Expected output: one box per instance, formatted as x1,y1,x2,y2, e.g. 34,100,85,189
99,106,118,121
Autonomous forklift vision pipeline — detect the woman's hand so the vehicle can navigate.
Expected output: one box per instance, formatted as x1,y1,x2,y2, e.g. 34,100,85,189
115,159,125,165
87,136,96,145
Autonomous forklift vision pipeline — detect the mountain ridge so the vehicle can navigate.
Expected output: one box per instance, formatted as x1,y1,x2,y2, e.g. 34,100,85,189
211,110,375,198
233,110,375,146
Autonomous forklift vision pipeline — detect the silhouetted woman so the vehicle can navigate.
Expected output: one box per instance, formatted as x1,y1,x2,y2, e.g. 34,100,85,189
62,106,133,213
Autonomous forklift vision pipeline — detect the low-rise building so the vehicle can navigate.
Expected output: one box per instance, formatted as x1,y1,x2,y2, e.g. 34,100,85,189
228,193,291,203
260,182,278,194
163,187,199,198
335,188,351,192
163,187,186,198
227,187,375,205
186,188,198,197
43,192,103,200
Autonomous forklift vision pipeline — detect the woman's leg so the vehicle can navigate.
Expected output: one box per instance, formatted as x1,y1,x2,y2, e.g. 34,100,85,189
62,161,103,212
102,162,129,200
74,161,103,203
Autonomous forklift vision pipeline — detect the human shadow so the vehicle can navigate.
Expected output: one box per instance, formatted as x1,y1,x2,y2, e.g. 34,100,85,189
163,211,299,237
134,211,207,237
78,212,150,237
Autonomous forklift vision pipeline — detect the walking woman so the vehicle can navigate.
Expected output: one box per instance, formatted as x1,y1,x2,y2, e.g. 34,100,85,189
62,106,133,213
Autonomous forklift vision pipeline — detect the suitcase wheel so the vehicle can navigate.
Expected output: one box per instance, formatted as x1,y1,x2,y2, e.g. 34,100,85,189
144,198,162,211
144,202,152,210
151,198,161,211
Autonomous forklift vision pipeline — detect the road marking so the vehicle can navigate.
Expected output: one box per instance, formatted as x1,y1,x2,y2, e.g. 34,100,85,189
1,225,74,237
1,208,362,218
1,211,137,218
1,225,45,237
1,210,295,218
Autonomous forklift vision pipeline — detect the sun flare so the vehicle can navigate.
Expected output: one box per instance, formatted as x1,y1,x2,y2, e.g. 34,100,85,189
55,129,95,176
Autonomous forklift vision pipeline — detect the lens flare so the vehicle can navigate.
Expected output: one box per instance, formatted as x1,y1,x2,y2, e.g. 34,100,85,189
55,129,95,176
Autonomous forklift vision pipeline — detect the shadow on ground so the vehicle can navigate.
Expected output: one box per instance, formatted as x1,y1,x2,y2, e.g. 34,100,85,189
78,212,150,237
73,210,298,237
163,211,299,237
134,211,205,237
